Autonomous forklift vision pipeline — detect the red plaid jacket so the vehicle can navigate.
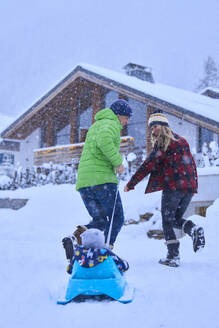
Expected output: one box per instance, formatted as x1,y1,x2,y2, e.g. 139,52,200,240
127,133,198,194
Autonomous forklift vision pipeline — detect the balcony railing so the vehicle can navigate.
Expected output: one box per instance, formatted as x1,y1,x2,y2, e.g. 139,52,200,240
34,136,134,166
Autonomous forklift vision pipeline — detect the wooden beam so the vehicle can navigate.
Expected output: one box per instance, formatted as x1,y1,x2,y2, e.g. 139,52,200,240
45,113,54,147
146,105,154,155
70,96,79,144
118,93,129,101
92,85,103,123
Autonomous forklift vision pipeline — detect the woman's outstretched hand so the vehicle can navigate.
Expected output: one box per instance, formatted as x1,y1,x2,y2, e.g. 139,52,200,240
124,185,130,192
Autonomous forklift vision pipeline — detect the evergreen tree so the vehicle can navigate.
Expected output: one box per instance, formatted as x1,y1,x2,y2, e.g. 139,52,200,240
196,56,219,91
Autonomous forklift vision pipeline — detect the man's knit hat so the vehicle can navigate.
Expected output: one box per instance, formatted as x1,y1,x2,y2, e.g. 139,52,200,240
81,228,105,249
110,99,132,117
148,110,169,128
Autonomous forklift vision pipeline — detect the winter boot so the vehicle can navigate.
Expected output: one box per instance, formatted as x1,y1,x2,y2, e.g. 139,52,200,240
159,241,180,267
192,226,205,252
183,220,205,252
62,225,88,259
73,225,87,245
62,236,75,260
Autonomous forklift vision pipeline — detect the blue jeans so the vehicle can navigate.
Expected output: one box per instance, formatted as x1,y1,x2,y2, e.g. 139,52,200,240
79,183,124,245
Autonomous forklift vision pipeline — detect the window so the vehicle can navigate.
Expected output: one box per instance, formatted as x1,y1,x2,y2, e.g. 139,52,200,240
198,126,214,152
55,124,70,145
54,109,71,145
0,153,14,165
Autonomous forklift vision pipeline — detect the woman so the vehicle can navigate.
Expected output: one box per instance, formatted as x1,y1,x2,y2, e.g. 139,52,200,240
124,111,205,267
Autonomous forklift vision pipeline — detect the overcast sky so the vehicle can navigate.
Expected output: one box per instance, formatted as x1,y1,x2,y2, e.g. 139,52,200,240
0,0,219,117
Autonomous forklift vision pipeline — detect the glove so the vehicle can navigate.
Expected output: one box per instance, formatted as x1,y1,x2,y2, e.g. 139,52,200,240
66,262,73,275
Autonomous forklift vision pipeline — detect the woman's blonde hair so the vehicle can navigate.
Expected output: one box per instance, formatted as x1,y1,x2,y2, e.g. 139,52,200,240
151,126,176,151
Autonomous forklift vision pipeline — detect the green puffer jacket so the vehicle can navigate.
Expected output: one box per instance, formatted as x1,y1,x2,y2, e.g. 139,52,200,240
76,108,123,190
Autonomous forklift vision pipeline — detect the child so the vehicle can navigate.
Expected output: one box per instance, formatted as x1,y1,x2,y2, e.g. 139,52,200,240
63,228,129,274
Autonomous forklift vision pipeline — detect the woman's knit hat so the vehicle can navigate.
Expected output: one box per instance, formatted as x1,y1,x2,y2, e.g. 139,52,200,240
148,110,169,128
110,99,132,117
81,228,105,249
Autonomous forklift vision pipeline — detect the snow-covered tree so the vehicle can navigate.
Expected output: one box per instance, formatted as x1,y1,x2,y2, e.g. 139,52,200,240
196,56,219,91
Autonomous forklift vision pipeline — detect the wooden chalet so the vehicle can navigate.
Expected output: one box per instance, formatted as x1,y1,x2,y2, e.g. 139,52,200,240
1,63,219,168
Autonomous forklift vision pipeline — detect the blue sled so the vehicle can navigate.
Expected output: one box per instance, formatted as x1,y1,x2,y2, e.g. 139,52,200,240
57,256,134,304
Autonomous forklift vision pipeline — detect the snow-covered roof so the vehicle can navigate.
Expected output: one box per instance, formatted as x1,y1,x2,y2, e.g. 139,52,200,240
79,63,219,124
1,62,219,138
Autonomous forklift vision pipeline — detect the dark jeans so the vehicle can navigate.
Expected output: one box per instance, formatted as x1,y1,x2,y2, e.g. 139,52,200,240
161,190,193,241
79,183,124,245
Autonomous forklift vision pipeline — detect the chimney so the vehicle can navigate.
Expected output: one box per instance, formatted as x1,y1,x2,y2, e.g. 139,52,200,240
123,63,154,83
201,87,219,99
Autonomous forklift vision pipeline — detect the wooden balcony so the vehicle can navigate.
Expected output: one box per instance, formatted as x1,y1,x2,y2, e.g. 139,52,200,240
34,136,135,166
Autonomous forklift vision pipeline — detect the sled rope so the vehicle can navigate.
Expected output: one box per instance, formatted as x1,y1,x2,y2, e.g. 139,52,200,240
106,179,120,248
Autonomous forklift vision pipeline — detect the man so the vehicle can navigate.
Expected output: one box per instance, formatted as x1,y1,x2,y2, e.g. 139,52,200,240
124,110,205,267
62,99,132,260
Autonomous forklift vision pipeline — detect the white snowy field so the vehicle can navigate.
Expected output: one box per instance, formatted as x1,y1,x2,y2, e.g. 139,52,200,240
0,181,219,328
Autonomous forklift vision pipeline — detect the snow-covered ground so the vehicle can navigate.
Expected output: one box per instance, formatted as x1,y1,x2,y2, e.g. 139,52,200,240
0,181,218,328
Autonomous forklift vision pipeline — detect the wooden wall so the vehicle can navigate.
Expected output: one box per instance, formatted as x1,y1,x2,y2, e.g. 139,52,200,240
9,78,106,148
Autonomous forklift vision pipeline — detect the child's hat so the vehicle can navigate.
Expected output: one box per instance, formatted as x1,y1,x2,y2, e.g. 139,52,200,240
148,110,169,128
81,228,105,249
